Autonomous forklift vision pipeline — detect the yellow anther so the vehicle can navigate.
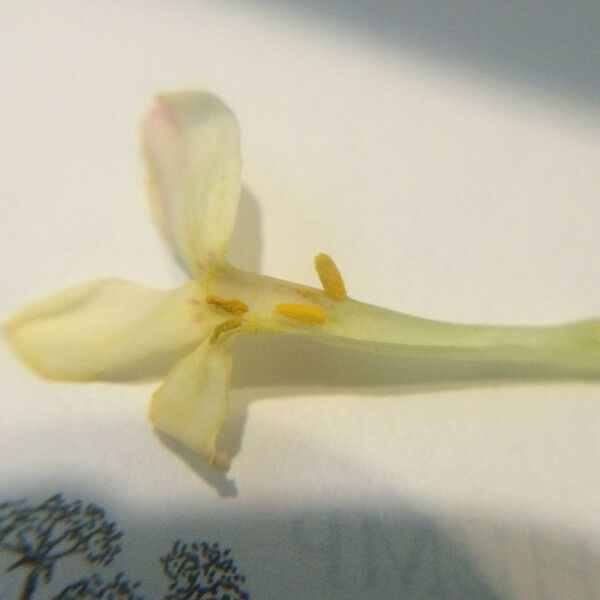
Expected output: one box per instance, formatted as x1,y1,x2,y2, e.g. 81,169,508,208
206,295,248,315
209,318,242,344
274,303,326,325
314,253,346,301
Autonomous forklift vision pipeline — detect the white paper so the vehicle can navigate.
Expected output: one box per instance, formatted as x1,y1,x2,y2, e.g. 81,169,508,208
2,2,599,598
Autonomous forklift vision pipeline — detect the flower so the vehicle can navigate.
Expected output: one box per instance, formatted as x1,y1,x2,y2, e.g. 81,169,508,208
4,91,600,471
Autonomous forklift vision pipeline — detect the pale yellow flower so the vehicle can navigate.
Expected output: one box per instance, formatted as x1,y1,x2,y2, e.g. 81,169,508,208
5,91,600,470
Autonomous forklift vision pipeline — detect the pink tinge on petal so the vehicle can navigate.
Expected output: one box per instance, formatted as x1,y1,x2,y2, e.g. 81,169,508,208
141,90,241,274
142,97,184,248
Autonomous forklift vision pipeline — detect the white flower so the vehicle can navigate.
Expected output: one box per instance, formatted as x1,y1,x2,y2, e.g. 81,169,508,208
5,91,600,471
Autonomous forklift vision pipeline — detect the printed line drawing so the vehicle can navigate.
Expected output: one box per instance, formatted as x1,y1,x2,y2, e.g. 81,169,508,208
0,495,122,600
54,572,142,600
162,541,249,600
0,495,249,600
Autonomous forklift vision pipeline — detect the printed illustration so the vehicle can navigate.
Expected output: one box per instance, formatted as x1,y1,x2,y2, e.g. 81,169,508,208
162,541,248,600
0,495,249,600
54,573,142,600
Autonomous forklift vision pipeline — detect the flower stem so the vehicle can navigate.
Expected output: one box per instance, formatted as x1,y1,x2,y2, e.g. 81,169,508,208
213,266,600,376
323,297,600,376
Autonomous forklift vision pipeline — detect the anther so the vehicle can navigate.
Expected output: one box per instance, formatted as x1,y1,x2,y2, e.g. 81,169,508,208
314,253,346,301
206,295,248,315
274,303,326,325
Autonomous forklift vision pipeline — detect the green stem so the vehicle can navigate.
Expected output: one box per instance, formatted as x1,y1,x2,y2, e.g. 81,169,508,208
212,266,600,376
323,298,600,375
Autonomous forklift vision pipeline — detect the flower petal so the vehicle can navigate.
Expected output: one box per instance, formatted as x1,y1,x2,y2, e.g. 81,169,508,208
142,90,241,275
149,340,232,470
4,279,211,382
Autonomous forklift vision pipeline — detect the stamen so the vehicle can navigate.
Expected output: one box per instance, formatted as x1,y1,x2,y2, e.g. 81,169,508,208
206,295,248,315
274,303,326,325
209,318,242,343
314,253,346,301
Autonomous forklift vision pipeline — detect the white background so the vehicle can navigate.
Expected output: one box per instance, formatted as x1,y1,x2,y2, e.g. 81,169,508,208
1,2,600,598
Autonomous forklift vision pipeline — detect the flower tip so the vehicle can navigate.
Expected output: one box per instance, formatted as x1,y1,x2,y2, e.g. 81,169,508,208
0,318,22,369
1,316,12,341
211,451,230,472
1,315,38,376
1,317,73,382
